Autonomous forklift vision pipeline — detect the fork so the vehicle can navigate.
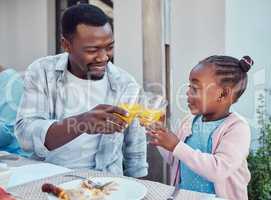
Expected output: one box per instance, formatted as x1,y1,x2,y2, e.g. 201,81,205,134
63,174,113,189
0,154,19,161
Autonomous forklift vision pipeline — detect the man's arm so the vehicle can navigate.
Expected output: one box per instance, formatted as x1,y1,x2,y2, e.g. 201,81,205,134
15,63,57,157
45,105,128,150
122,118,148,178
16,62,128,155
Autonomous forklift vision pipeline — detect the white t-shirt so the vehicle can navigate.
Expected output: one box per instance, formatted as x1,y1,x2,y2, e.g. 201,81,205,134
64,70,108,116
50,70,109,168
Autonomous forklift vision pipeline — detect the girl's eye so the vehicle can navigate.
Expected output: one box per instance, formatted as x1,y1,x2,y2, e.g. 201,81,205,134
189,84,196,90
189,84,200,93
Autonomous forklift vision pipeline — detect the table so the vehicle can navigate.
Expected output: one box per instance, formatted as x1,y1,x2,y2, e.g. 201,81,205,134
5,156,220,200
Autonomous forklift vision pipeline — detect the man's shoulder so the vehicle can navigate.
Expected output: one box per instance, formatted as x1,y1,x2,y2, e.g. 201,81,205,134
107,62,139,87
27,53,68,74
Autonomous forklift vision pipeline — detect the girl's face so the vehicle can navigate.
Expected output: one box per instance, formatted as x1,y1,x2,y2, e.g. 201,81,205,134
186,63,225,116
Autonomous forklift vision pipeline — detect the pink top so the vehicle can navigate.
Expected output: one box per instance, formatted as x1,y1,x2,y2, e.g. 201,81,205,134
159,112,251,200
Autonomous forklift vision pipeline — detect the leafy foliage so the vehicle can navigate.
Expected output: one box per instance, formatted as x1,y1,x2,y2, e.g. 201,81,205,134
248,91,271,200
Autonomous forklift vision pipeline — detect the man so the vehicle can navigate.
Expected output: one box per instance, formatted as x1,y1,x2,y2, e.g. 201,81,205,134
0,65,29,157
15,4,148,177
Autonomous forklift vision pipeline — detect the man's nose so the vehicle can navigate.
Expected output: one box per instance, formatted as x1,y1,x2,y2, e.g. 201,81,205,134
96,49,109,62
186,89,190,97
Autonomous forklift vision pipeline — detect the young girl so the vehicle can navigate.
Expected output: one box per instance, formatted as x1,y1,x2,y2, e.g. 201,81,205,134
147,55,253,200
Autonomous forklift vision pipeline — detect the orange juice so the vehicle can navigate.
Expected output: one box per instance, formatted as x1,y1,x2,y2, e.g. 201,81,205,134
116,103,143,124
138,108,165,126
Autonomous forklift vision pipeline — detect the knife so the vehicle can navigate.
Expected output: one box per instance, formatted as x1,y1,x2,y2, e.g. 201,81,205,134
167,185,180,200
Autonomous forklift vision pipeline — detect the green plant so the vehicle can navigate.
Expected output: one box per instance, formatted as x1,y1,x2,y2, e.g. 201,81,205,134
248,91,271,200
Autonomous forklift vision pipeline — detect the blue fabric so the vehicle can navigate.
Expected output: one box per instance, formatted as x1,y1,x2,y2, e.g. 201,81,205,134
0,69,30,157
179,115,225,194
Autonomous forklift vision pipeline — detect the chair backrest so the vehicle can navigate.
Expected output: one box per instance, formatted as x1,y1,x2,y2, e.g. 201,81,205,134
0,65,5,72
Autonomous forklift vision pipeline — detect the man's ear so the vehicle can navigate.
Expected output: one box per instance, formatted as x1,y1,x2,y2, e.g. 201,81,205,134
61,37,71,53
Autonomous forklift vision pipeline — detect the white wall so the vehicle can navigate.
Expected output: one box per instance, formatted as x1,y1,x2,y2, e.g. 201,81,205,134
0,0,55,71
225,0,271,145
113,0,143,85
170,0,225,130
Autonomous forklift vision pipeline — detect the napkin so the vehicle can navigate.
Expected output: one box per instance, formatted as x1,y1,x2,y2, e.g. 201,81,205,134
8,163,71,188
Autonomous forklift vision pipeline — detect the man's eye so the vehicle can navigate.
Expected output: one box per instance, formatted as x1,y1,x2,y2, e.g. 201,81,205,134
106,46,113,51
86,49,97,53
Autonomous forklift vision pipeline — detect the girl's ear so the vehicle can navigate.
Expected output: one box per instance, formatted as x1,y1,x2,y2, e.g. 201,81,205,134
217,87,232,102
61,37,71,53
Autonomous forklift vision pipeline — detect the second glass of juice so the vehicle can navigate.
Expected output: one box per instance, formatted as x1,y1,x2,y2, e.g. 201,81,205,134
138,92,168,126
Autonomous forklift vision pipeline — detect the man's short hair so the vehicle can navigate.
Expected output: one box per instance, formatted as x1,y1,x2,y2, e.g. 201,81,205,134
61,4,109,40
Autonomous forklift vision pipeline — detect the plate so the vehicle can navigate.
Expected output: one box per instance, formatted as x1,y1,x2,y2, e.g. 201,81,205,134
47,177,147,200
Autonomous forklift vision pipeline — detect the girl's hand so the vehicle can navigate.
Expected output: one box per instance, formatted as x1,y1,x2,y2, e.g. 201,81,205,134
146,123,180,152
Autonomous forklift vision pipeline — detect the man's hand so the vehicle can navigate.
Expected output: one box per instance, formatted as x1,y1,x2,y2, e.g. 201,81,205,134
146,122,179,152
80,104,129,134
45,104,129,150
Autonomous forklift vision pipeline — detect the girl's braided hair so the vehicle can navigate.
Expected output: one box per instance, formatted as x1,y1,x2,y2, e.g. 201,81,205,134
199,55,254,101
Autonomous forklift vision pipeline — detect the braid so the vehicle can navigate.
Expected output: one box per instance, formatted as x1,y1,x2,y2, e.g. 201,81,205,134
200,55,253,101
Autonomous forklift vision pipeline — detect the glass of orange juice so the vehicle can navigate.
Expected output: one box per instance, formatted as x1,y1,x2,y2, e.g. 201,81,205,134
117,103,142,124
114,88,143,125
138,92,168,126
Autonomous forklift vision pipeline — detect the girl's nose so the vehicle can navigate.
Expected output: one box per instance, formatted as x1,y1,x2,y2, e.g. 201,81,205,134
186,89,190,97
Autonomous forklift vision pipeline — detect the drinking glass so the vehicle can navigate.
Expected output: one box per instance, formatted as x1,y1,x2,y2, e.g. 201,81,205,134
138,92,168,126
114,87,143,125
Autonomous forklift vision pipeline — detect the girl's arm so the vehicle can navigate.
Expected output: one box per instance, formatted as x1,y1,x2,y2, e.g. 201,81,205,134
147,115,192,166
148,121,250,182
147,124,180,166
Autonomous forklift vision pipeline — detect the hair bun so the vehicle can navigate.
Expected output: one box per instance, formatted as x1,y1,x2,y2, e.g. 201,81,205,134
239,56,254,72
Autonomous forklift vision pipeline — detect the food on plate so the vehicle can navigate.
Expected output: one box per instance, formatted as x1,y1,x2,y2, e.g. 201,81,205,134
42,183,90,200
42,183,69,200
42,179,119,200
81,180,118,196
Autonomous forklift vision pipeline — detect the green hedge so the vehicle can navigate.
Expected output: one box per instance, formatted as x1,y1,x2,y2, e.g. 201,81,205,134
248,92,271,200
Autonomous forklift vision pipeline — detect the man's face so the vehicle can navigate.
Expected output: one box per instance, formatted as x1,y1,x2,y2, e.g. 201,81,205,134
63,23,114,80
